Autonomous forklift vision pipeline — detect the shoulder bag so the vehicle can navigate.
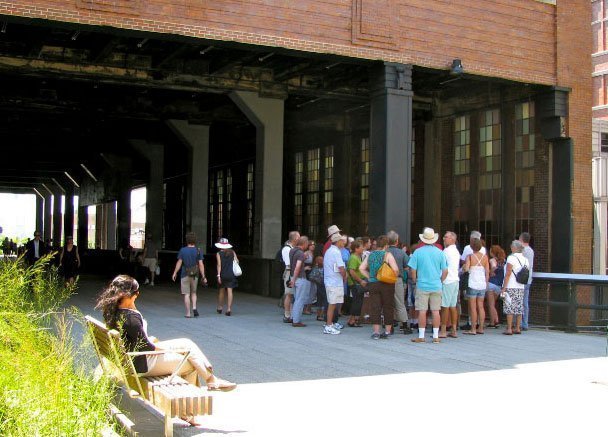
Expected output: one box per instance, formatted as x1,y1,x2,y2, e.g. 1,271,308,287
233,257,243,277
376,251,397,284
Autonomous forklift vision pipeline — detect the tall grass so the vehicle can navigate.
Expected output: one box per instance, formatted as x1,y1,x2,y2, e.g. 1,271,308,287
0,254,116,436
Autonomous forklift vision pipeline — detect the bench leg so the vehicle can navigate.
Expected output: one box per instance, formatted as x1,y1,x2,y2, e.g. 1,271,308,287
164,415,173,437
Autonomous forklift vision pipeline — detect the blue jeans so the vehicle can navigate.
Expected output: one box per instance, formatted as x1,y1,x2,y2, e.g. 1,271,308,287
292,278,311,323
522,284,531,328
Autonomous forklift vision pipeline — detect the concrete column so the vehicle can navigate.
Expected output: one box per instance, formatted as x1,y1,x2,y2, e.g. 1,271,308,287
43,191,52,244
63,187,75,240
77,205,88,250
103,154,132,251
52,189,63,248
229,91,285,258
369,62,413,243
106,201,117,250
131,140,164,251
167,120,210,249
35,193,44,235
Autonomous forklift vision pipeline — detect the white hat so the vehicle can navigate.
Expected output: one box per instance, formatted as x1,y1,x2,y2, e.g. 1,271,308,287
215,238,233,249
419,227,439,245
327,225,341,237
331,233,344,243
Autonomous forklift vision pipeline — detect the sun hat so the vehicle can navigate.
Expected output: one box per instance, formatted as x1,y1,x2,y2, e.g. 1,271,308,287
470,230,482,239
330,233,344,243
215,238,233,249
327,225,341,237
419,227,439,245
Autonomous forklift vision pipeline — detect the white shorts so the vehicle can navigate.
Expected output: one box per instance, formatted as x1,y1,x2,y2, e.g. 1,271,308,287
283,269,294,295
326,285,344,305
143,258,157,272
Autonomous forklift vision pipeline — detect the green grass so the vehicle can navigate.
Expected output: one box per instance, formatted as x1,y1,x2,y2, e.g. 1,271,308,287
0,255,116,436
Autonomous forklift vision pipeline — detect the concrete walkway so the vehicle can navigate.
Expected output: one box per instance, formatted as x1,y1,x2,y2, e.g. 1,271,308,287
70,277,608,436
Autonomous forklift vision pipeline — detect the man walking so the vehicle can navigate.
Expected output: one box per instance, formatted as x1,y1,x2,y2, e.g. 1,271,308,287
288,236,311,327
323,232,346,334
408,227,448,344
282,231,300,323
519,232,535,331
25,230,47,265
387,230,411,334
440,231,460,338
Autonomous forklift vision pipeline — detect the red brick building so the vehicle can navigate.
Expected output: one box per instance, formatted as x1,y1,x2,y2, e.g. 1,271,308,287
0,1,592,285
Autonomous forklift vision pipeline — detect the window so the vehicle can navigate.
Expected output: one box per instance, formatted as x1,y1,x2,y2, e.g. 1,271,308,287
324,145,334,227
246,163,254,248
294,152,304,230
479,109,502,247
411,127,415,225
360,138,370,235
216,170,224,239
208,170,215,243
515,102,535,237
453,115,471,245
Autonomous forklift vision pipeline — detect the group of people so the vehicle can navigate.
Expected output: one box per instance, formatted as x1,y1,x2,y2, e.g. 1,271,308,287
280,224,534,341
21,230,81,284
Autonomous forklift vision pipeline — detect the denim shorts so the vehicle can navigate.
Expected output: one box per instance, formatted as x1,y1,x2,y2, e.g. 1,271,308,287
466,288,486,298
487,282,502,295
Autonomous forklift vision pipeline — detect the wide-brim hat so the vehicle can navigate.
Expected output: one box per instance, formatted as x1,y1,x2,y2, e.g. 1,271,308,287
330,233,344,243
327,225,341,237
419,227,439,245
215,238,233,249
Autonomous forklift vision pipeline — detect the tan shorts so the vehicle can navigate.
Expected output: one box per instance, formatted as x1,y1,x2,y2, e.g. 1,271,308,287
326,285,344,305
283,269,294,295
143,258,157,272
180,276,198,294
415,290,442,311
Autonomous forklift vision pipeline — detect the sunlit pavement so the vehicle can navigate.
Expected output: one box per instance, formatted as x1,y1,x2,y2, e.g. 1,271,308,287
70,277,608,436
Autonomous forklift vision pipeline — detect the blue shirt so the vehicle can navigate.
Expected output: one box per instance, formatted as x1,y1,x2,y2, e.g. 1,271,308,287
407,244,447,292
177,246,203,278
323,245,345,288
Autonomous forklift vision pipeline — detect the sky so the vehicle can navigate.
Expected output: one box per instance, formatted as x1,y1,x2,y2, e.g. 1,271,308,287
0,193,36,240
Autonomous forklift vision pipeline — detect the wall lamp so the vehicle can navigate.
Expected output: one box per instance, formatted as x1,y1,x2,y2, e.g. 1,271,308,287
450,58,464,76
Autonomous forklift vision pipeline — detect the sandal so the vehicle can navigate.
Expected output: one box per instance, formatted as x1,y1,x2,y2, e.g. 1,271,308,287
463,331,477,335
447,333,458,338
503,331,513,335
181,415,203,427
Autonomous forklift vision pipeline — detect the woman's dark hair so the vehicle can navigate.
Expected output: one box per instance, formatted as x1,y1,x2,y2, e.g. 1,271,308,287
350,240,363,253
95,275,140,330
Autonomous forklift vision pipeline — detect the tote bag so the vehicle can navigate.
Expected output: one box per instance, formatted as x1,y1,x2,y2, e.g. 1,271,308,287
376,252,397,284
233,259,243,277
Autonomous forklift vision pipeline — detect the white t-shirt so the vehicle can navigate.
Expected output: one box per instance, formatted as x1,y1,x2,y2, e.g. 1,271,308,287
460,244,487,261
323,244,345,288
443,244,461,284
522,245,534,284
281,244,293,268
505,253,528,290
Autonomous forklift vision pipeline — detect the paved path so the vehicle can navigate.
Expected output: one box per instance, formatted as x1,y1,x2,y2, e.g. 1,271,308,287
70,277,608,436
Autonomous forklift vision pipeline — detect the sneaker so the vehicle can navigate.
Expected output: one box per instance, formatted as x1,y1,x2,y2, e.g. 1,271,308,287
379,332,389,339
371,333,381,340
333,322,344,330
144,279,150,285
193,309,199,317
150,282,154,287
323,325,341,335
386,330,394,336
283,317,293,324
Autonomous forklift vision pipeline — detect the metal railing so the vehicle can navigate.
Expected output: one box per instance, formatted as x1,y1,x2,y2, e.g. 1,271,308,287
530,272,608,332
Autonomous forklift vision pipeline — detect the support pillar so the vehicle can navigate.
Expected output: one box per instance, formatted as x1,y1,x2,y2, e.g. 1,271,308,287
106,201,117,250
63,187,75,240
77,205,88,250
52,188,63,249
230,91,285,258
103,154,132,250
167,120,210,249
35,193,44,235
369,62,413,243
43,191,52,244
131,140,164,251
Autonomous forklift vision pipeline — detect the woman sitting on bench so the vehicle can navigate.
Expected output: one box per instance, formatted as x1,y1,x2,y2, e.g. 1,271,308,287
95,275,236,414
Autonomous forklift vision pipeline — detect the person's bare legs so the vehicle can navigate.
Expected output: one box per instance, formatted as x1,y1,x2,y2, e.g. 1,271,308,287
184,294,191,317
326,303,336,326
449,307,458,336
505,314,513,334
418,310,427,332
467,298,477,333
476,297,485,333
217,288,225,311
284,293,292,318
515,314,522,332
191,292,197,314
226,288,233,313
487,292,499,325
440,307,449,337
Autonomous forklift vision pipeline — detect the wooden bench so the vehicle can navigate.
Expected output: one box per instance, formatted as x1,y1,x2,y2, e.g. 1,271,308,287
85,315,213,436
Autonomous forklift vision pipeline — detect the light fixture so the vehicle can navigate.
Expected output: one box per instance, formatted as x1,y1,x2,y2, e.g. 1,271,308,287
296,97,322,108
71,30,80,41
64,171,80,188
450,58,464,76
52,178,66,194
1,22,7,34
199,46,214,55
325,62,340,70
258,52,274,62
80,163,98,182
137,38,148,48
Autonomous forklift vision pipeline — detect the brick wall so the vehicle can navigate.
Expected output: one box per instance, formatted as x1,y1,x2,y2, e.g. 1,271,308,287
0,0,556,85
556,1,593,274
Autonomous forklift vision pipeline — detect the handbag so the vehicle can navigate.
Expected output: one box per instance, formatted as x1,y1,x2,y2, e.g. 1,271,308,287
233,259,243,277
376,252,397,284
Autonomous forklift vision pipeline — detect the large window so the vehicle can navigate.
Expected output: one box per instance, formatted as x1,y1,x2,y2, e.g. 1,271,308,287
453,115,471,245
478,109,502,247
515,102,535,237
292,146,335,240
360,138,370,235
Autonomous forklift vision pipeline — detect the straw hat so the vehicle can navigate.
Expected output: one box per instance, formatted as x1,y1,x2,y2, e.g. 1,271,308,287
330,233,344,243
327,225,341,237
419,227,439,245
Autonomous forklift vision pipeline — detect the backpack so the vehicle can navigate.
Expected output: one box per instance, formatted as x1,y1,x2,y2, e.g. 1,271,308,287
184,248,201,277
274,245,289,273
514,255,530,284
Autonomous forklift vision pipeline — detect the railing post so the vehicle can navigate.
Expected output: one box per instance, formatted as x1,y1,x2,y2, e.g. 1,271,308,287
566,280,578,333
